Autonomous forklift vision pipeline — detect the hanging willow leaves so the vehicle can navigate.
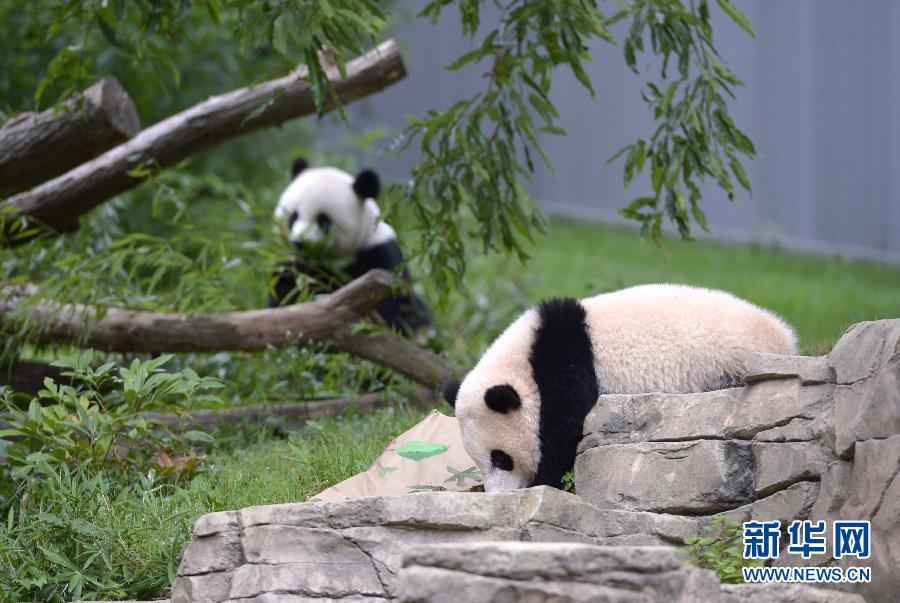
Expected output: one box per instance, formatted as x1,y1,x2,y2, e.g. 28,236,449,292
399,0,755,294
610,0,756,242
3,0,755,303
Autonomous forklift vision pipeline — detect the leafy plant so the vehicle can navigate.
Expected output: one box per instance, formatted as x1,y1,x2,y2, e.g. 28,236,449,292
0,350,224,490
561,469,576,493
683,514,763,583
0,351,225,601
0,463,193,602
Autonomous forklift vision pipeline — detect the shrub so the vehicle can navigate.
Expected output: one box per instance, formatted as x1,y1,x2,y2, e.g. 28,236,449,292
0,351,223,601
683,515,764,584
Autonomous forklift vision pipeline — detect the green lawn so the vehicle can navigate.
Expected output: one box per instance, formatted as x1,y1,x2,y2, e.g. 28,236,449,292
452,220,900,355
6,219,899,600
179,219,900,523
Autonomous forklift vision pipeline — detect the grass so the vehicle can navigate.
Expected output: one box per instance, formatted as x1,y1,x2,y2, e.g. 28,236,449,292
173,404,429,511
448,219,900,356
5,219,899,600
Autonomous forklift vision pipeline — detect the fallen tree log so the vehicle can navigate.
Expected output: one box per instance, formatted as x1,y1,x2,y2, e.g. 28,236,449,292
0,77,140,198
1,40,405,245
0,359,65,395
0,270,458,388
0,388,436,438
143,387,434,431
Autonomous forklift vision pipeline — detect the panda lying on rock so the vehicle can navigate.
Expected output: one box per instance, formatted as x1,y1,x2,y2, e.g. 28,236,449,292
443,284,796,493
269,158,431,336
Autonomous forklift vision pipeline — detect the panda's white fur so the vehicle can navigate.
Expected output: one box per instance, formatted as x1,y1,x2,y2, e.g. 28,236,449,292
274,166,395,254
451,284,796,493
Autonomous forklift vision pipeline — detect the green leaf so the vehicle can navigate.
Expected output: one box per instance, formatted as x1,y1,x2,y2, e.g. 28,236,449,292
715,0,756,38
183,430,215,444
729,157,751,192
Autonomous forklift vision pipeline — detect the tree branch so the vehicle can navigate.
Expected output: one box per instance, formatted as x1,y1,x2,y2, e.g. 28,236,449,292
1,270,458,388
2,40,406,246
0,77,140,198
142,387,435,431
0,359,65,395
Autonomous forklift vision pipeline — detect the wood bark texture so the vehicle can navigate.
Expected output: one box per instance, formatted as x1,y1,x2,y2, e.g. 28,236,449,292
1,40,405,245
0,76,140,198
142,387,434,430
0,387,436,435
0,359,65,395
1,270,458,388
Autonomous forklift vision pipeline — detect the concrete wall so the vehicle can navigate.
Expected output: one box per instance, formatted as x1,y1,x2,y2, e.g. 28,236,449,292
337,1,900,263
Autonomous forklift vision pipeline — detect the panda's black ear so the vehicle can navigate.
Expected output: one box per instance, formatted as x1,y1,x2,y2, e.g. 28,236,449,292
353,168,381,200
442,379,461,410
292,158,309,178
484,384,521,414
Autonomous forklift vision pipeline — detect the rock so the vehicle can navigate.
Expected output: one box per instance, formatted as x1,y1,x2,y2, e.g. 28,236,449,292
171,572,233,603
828,319,900,385
397,542,722,603
177,532,242,576
721,481,820,527
833,361,900,458
721,583,864,602
580,381,834,448
809,460,853,519
173,487,699,601
753,416,822,443
825,435,900,603
228,563,384,600
575,440,755,513
193,511,240,537
752,442,832,496
242,525,373,565
744,353,834,385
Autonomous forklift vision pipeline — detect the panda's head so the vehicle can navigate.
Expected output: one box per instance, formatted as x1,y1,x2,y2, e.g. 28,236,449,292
442,310,544,493
274,158,388,255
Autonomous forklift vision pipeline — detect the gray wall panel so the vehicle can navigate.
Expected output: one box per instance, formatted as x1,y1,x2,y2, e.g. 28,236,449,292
336,1,899,262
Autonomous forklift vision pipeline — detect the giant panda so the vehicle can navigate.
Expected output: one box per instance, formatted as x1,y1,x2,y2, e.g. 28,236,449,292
442,284,796,493
269,158,431,336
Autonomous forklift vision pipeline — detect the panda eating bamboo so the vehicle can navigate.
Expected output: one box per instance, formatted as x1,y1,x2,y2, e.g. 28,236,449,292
269,158,431,337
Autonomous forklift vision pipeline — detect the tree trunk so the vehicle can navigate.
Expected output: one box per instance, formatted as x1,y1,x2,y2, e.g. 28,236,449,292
1,40,405,246
143,387,434,431
0,359,64,395
0,77,140,198
1,270,458,388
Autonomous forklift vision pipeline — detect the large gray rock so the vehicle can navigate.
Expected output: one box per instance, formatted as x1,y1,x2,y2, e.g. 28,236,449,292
833,361,900,458
744,353,834,385
576,440,755,513
806,435,900,603
397,542,722,602
752,442,831,496
172,487,698,602
829,320,900,385
721,584,864,602
579,380,834,447
397,543,861,603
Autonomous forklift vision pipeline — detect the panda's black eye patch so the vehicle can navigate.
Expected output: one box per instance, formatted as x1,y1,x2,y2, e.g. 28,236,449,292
315,212,333,234
286,211,298,230
484,384,521,413
490,449,514,471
